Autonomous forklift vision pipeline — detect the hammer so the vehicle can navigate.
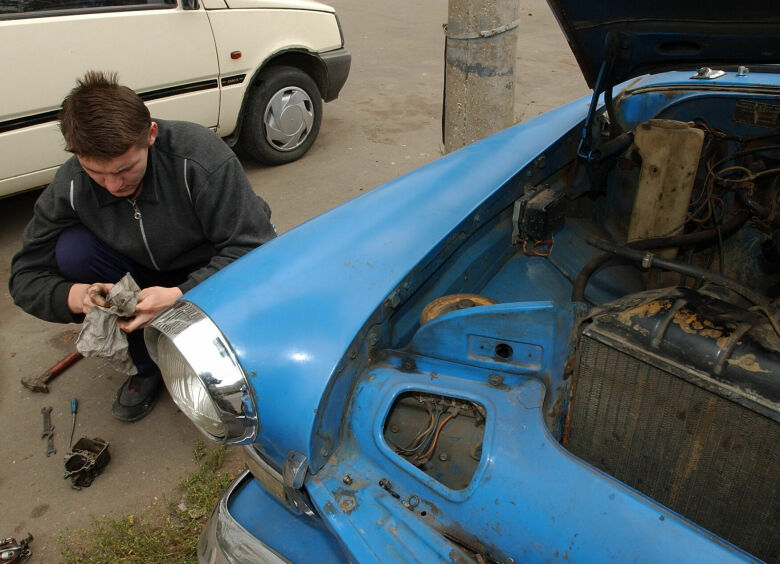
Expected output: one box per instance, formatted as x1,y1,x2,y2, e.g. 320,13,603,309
21,352,83,393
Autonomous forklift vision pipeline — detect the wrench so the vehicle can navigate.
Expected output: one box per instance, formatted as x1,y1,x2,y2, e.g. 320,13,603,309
41,406,54,437
41,406,56,456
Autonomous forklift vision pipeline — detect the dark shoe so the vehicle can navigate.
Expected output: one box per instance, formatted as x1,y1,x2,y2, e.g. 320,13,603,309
112,370,162,422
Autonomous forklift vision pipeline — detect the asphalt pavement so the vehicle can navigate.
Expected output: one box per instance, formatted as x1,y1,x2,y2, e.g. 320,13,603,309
0,1,588,561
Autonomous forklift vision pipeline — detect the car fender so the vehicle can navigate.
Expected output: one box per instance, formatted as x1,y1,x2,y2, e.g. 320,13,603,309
184,96,592,468
205,7,343,138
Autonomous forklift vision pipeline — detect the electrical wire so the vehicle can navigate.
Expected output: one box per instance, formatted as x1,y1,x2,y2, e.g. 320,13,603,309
417,413,455,461
748,305,780,340
714,165,780,185
388,404,442,455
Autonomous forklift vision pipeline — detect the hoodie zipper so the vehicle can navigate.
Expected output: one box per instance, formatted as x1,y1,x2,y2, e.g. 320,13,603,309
128,198,161,271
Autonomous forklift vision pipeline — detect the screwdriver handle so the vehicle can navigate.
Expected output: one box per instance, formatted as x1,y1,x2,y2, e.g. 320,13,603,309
71,397,78,414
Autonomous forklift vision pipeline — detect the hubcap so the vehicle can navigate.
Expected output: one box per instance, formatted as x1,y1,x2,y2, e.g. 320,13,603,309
263,86,315,152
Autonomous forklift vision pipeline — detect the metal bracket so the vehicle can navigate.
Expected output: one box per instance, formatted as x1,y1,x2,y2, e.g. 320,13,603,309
282,451,316,517
690,67,726,80
282,450,309,489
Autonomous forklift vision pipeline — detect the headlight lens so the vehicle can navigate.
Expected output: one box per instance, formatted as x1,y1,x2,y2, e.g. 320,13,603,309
144,301,258,445
157,336,225,438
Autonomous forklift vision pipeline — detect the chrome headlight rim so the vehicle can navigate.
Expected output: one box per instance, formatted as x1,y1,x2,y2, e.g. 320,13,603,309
145,300,258,445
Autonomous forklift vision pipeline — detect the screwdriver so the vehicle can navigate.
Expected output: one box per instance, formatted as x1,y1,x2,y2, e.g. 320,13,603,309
69,398,78,448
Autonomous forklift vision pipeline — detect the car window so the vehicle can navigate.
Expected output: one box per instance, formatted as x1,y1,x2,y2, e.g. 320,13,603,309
0,0,175,16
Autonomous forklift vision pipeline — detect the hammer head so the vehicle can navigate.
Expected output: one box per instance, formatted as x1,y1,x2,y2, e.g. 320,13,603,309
21,374,49,393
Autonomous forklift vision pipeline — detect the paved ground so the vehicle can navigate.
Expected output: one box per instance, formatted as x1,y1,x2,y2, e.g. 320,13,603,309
0,1,587,561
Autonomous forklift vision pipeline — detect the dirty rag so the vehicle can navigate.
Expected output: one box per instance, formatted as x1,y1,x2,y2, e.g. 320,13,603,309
76,273,141,375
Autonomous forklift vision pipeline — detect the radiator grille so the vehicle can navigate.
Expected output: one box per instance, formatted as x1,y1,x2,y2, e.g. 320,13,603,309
567,334,779,562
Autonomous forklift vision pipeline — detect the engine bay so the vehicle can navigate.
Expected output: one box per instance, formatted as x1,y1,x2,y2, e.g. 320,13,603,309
384,91,779,562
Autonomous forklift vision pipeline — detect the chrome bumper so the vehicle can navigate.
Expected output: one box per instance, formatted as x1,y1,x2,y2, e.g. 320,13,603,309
197,470,288,564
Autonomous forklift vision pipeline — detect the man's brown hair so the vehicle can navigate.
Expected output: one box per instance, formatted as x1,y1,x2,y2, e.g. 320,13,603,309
59,71,151,159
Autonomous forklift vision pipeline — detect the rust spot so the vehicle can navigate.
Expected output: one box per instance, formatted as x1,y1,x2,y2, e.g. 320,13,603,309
699,328,722,339
559,161,578,193
616,299,670,326
632,323,650,335
727,353,769,373
337,491,357,514
672,309,705,334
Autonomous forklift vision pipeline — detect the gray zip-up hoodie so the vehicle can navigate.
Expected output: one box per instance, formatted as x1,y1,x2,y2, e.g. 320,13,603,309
9,119,276,324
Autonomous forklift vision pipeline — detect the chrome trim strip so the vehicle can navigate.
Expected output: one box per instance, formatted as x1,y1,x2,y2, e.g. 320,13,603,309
198,470,289,564
622,84,780,97
243,445,287,504
145,301,258,444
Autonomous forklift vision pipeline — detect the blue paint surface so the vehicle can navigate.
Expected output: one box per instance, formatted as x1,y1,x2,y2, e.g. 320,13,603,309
185,65,779,562
228,475,347,562
185,95,591,467
304,356,758,562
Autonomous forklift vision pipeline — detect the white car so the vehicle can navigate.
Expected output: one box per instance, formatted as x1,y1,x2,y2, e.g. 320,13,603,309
0,0,350,198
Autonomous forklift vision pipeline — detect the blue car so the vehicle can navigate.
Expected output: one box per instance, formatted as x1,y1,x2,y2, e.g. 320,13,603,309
145,1,779,562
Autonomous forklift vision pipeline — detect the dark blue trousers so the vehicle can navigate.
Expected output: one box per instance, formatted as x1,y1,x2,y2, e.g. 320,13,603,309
56,225,195,376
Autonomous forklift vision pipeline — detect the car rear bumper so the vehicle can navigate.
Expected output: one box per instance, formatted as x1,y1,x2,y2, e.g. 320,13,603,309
320,48,351,101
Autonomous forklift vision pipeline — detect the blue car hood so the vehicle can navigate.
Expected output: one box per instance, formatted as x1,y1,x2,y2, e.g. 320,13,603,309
547,0,780,87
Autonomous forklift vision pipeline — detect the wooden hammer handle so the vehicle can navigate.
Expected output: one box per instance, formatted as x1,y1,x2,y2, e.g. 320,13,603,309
42,352,84,383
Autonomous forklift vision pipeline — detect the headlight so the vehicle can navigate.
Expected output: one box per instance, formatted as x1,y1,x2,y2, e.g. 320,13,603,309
144,301,257,444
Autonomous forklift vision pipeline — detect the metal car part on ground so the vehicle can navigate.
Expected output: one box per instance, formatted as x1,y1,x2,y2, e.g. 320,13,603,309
0,534,33,564
147,1,780,562
63,437,111,490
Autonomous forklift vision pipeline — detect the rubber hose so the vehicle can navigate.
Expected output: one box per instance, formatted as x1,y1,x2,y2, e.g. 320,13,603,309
738,189,780,230
571,210,750,302
586,236,768,307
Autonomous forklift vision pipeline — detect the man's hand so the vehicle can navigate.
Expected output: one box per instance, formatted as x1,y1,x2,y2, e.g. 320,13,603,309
68,282,114,315
118,286,183,333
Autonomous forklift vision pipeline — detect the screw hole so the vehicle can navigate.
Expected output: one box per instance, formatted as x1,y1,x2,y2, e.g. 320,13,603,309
495,343,513,359
420,511,427,516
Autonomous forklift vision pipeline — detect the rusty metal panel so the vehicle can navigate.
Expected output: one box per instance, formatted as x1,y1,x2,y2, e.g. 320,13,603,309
568,334,779,562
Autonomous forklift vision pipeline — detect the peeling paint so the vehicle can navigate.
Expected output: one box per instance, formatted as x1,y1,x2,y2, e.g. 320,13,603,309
616,299,671,326
673,310,707,334
699,328,723,339
727,353,770,373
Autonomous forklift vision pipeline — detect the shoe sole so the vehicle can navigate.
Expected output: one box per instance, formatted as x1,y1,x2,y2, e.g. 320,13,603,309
112,389,161,423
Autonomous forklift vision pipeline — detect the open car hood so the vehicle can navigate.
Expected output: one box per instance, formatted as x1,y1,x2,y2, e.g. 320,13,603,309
547,0,780,88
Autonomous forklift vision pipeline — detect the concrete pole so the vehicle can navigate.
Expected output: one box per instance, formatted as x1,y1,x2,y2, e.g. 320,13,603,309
443,0,519,154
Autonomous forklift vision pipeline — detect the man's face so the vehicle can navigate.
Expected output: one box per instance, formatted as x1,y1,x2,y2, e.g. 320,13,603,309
77,122,158,198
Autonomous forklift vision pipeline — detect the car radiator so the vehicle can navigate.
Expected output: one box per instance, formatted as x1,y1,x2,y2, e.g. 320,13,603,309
564,288,779,563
